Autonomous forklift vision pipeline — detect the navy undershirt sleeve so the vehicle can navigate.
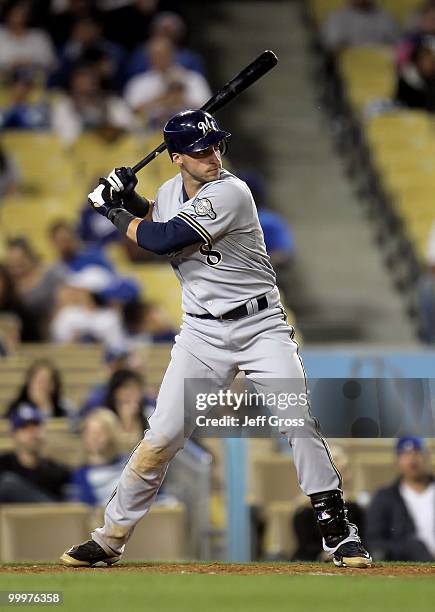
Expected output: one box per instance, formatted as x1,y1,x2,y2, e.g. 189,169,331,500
136,216,204,255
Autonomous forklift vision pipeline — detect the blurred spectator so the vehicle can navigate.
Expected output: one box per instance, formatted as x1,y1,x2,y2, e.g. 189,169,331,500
123,299,176,343
52,65,137,145
124,36,211,125
407,0,435,31
291,445,365,561
397,5,435,66
79,345,133,416
0,1,56,79
98,274,140,307
417,220,435,343
6,358,73,419
106,368,149,440
366,437,435,561
0,70,50,129
46,0,101,48
0,263,38,341
123,11,205,83
49,220,140,309
237,170,295,306
395,41,435,110
77,195,119,246
49,218,114,273
97,0,160,51
71,408,127,505
5,237,65,340
50,268,127,346
0,312,21,355
0,404,70,502
322,0,400,53
237,170,295,266
49,16,126,90
0,141,20,196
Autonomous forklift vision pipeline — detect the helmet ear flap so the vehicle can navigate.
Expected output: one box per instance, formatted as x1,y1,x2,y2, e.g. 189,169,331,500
219,139,228,156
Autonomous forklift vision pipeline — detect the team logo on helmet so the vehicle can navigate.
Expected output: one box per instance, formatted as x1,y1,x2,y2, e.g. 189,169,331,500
197,116,217,136
192,198,216,220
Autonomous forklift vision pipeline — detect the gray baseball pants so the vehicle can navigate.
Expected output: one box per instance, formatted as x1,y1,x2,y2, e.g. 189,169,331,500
92,288,340,555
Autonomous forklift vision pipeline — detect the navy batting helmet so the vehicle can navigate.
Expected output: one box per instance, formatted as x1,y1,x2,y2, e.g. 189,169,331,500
163,110,231,157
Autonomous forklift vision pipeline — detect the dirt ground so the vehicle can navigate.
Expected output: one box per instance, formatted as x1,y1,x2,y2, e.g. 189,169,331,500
0,562,433,576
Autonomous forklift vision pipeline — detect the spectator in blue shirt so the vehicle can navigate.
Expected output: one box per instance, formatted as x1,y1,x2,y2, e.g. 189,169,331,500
122,11,206,85
258,207,295,266
79,346,133,418
48,16,126,91
71,408,128,506
48,218,114,274
236,170,295,265
237,170,296,305
77,200,119,247
0,71,50,130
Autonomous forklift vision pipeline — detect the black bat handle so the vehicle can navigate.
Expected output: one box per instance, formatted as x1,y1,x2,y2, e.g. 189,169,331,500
132,143,166,173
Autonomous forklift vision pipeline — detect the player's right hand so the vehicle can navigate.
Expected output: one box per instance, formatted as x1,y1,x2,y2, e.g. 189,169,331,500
106,166,138,198
88,178,122,218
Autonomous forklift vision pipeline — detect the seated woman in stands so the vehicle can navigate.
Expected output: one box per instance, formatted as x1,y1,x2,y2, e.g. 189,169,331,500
395,40,435,111
71,408,128,507
6,358,74,420
105,369,150,446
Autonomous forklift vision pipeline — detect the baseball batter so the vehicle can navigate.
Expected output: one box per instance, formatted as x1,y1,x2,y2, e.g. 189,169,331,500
61,110,371,568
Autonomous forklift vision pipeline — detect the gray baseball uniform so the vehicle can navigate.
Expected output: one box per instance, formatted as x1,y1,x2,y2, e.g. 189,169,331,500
92,169,341,556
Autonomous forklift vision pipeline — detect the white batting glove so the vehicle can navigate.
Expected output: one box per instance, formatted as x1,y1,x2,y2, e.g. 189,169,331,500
106,167,138,196
88,179,120,218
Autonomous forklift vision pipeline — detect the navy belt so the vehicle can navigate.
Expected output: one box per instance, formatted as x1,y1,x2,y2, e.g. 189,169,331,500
188,295,269,321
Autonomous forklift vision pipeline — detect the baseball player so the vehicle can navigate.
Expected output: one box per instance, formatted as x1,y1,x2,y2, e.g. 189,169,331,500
60,110,372,568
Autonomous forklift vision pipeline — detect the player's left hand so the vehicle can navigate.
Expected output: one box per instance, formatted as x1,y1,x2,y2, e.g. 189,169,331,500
106,166,138,198
88,178,122,218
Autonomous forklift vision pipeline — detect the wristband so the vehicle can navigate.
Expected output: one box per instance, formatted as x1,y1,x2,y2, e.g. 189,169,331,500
107,207,135,235
123,192,150,217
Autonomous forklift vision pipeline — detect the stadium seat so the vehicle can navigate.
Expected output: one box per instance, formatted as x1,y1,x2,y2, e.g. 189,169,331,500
250,454,301,505
352,454,396,494
246,439,275,501
364,111,435,258
339,47,394,110
0,503,89,562
366,112,433,151
381,0,422,24
263,501,298,559
71,131,177,199
1,132,77,198
0,343,172,415
309,0,346,26
310,0,421,26
0,194,80,261
71,133,143,188
112,259,183,326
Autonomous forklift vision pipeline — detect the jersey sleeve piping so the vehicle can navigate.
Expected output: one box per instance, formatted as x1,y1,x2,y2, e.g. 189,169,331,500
177,211,213,245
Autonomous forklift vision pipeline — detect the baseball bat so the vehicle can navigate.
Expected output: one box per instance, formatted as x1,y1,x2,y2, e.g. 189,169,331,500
131,49,278,174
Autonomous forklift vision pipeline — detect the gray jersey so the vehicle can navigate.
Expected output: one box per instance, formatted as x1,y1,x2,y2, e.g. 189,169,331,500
153,169,276,316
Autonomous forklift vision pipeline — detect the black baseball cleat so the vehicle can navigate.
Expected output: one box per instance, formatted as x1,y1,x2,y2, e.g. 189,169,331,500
60,539,121,568
324,524,372,568
332,539,372,568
